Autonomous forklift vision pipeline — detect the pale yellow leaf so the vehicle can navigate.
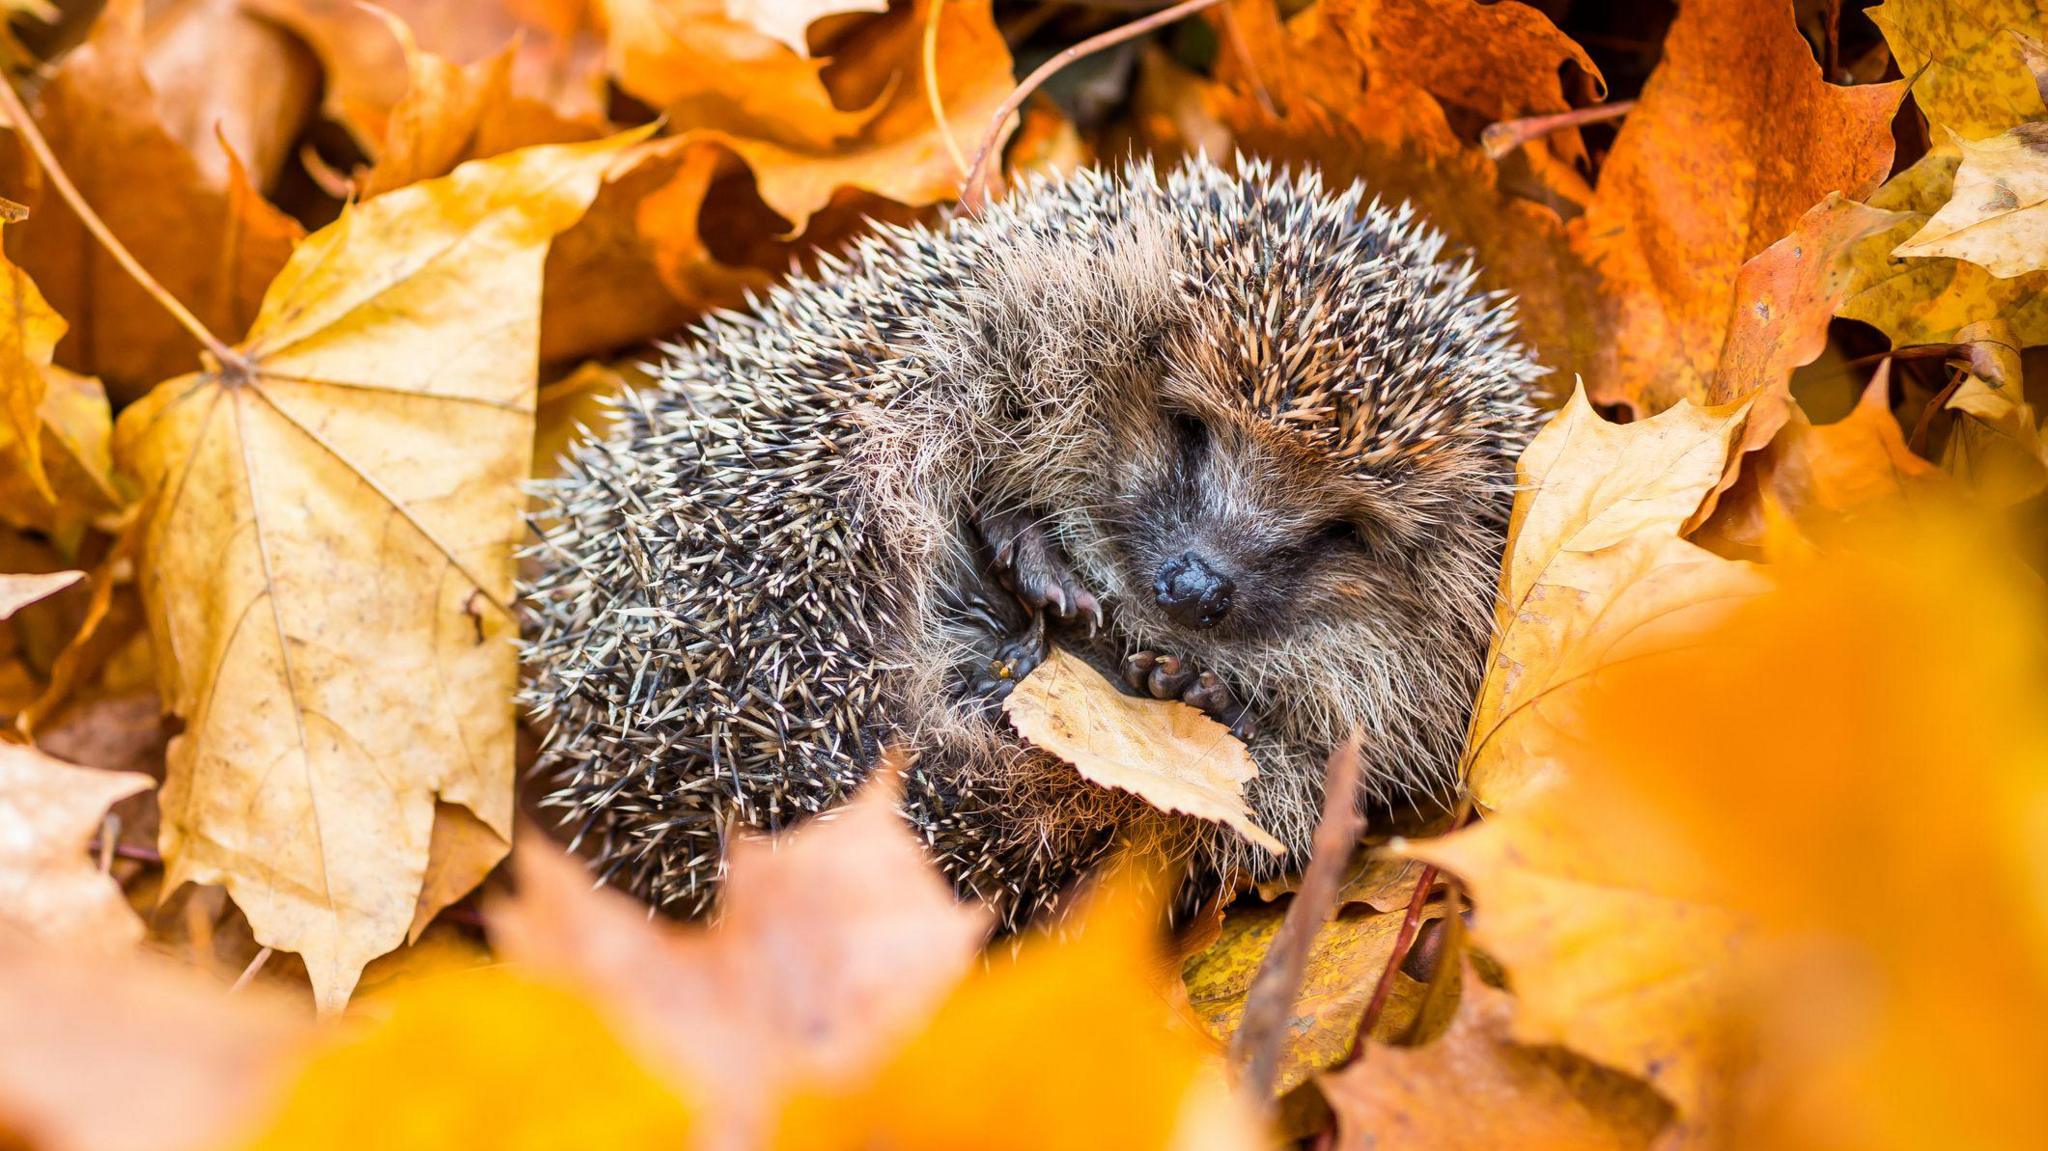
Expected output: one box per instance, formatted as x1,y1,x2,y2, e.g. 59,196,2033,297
0,742,152,948
112,131,646,1011
1895,123,2048,277
1006,645,1283,855
723,0,887,58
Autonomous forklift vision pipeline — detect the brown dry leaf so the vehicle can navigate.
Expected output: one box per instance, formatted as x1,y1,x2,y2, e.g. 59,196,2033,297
493,768,991,1147
248,0,610,148
1195,0,1598,392
539,136,771,364
1321,967,1673,1151
1870,0,2048,139
1894,123,2048,277
0,0,304,402
0,226,65,503
1464,389,1770,808
0,571,82,619
688,0,1012,232
1006,645,1283,855
141,0,321,191
0,941,306,1151
1182,895,1433,1097
773,876,1263,1151
0,742,152,948
1565,0,1901,416
724,0,887,58
111,132,643,1011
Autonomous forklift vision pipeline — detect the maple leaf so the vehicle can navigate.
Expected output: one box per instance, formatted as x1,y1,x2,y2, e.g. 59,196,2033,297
0,940,306,1151
0,0,303,400
1870,0,2048,139
0,226,65,503
1320,966,1674,1151
492,768,991,1146
111,131,645,1011
1006,645,1284,856
1463,387,1770,808
0,741,152,949
1564,0,1901,416
241,968,699,1150
1894,123,2048,277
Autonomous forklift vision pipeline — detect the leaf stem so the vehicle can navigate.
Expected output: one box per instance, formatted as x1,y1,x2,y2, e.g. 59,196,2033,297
1349,862,1439,1059
960,0,1225,210
1229,737,1367,1102
1481,99,1636,160
0,71,250,376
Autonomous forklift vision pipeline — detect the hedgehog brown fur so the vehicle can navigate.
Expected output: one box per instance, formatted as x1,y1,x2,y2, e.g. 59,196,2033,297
520,157,1545,926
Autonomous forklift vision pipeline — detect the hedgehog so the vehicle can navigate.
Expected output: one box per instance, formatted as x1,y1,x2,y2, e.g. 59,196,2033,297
520,156,1545,926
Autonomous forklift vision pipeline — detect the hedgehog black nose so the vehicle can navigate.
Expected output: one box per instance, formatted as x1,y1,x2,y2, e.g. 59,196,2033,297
1155,551,1234,630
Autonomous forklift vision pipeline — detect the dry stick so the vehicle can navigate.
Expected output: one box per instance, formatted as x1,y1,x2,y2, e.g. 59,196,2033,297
1347,861,1439,1061
97,814,119,875
1228,737,1367,1102
923,0,970,179
231,947,274,994
0,73,250,376
1480,99,1636,161
960,0,1226,210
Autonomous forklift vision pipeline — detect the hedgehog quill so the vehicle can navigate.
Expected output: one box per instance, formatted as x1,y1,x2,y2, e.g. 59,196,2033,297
521,159,1545,925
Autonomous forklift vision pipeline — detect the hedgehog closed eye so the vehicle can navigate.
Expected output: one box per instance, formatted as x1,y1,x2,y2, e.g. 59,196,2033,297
520,156,1546,928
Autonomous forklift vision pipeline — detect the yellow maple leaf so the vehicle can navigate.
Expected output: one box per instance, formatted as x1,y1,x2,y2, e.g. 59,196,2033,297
1895,123,2048,277
112,130,647,1011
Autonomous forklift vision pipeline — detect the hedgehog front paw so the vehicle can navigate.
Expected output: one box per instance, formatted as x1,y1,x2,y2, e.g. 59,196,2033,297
1122,650,1259,740
977,507,1102,632
964,610,1049,708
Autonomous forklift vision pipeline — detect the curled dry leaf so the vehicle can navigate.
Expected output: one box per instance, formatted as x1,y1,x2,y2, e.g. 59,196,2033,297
140,0,321,192
1006,645,1284,855
0,225,65,504
112,131,644,1011
1464,388,1770,808
723,0,888,59
0,741,152,948
1895,123,2048,278
1320,966,1674,1151
492,767,991,1148
1939,318,2048,503
0,0,304,401
0,365,122,544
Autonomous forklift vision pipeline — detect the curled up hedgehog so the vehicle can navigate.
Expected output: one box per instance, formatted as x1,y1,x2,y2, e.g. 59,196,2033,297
521,157,1545,926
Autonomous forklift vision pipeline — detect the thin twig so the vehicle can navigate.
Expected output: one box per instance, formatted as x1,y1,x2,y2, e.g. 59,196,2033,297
1229,737,1367,1102
97,814,118,874
960,0,1225,210
1481,99,1636,161
87,837,163,865
230,947,274,993
1349,862,1438,1060
0,71,250,375
923,0,969,179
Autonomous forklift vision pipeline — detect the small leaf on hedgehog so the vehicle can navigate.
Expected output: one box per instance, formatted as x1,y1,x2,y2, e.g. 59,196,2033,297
1005,645,1284,856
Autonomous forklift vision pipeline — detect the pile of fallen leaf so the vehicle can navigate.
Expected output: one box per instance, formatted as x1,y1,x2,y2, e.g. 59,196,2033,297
1,0,2045,1148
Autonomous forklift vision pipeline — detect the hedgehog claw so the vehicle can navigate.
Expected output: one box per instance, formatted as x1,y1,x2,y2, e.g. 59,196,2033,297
1123,649,1258,739
977,506,1102,629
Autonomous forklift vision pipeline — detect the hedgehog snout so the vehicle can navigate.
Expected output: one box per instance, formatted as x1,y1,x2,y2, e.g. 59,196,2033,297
1155,550,1235,629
